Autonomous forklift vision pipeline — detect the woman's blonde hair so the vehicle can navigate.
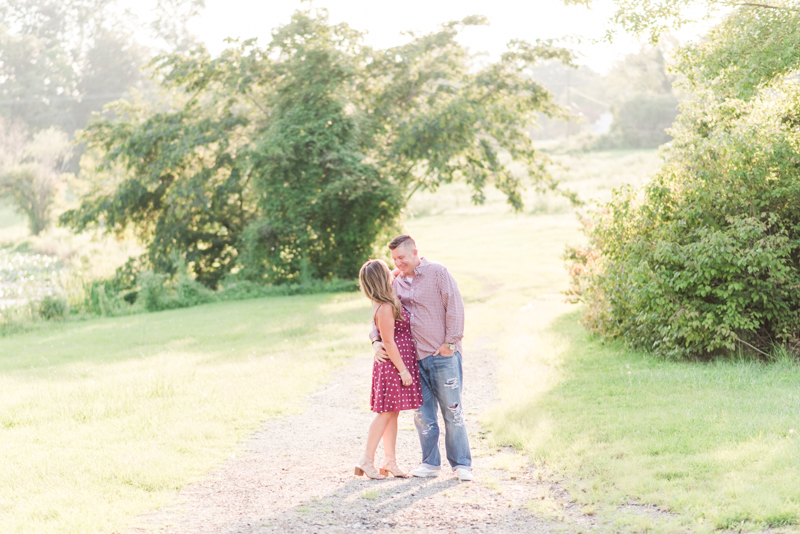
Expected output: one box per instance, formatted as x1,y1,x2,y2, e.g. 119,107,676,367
358,259,403,321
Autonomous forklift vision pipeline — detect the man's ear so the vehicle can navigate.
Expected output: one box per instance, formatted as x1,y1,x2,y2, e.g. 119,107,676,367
413,249,419,257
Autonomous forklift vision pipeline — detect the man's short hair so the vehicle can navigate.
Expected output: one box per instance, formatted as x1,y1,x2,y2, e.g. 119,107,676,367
388,234,416,250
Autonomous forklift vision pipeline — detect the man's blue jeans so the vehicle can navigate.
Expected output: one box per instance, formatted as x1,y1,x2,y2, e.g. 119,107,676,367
414,351,472,470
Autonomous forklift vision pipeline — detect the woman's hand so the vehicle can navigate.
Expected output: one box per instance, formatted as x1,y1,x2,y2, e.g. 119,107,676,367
399,368,412,386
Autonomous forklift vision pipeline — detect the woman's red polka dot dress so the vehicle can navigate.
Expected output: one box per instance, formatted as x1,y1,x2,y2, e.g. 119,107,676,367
371,307,423,412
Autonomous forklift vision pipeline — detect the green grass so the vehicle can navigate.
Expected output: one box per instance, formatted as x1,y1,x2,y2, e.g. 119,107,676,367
0,293,369,533
486,309,800,530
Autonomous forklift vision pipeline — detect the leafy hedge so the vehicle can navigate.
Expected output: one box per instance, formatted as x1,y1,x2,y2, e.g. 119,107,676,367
566,86,800,359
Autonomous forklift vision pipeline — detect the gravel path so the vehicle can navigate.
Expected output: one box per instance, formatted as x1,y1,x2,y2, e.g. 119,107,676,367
129,336,596,534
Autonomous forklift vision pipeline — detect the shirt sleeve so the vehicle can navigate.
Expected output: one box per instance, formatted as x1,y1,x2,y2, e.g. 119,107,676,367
437,267,464,345
369,322,380,343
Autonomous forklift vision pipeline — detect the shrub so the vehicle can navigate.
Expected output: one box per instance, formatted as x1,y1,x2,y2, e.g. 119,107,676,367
137,271,171,312
38,295,68,320
136,270,214,312
217,278,357,301
566,86,800,359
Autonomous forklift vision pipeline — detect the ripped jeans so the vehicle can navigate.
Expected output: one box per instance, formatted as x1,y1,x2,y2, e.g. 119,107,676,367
414,351,472,470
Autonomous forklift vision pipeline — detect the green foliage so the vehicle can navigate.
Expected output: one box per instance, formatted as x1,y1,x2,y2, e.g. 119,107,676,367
566,0,800,358
0,0,204,137
568,82,800,358
217,278,357,301
137,269,214,312
64,8,576,286
565,0,800,47
597,93,678,149
0,122,72,235
237,14,399,283
596,45,678,149
37,294,68,320
676,3,800,100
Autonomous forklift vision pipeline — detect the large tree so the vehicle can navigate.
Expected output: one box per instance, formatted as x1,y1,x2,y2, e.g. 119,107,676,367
63,8,576,287
0,0,205,135
565,0,800,358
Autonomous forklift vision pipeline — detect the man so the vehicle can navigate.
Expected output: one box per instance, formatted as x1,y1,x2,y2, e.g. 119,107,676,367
370,234,473,481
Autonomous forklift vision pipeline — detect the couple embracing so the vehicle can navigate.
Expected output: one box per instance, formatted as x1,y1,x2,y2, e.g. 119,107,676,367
355,234,473,482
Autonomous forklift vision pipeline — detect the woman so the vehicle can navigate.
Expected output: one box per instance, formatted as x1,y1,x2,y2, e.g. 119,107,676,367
355,259,423,479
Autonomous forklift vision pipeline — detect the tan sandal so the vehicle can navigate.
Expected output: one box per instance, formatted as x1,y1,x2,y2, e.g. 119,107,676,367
380,459,409,478
355,457,385,479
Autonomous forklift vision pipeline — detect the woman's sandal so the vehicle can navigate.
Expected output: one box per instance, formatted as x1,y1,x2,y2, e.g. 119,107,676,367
379,459,409,478
354,458,386,479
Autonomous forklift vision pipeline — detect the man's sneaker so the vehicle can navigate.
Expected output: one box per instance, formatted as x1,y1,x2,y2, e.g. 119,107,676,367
410,464,441,477
454,467,474,481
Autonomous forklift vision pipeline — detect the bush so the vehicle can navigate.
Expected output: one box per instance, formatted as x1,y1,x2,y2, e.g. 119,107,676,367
217,278,357,301
38,295,68,320
137,270,215,312
566,86,800,359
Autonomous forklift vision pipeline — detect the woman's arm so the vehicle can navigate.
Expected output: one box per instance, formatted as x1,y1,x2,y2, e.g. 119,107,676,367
375,304,412,386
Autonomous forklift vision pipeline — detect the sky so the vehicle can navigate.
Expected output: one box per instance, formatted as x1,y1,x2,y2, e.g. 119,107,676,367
124,0,715,74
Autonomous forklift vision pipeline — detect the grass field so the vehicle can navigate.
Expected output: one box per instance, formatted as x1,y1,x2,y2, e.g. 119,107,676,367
0,294,369,533
6,149,800,533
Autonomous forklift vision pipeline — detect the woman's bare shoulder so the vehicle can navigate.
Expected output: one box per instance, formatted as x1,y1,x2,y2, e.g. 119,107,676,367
375,302,394,318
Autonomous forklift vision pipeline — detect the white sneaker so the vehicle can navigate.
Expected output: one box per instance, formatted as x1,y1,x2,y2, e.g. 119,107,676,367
454,467,474,481
410,464,441,477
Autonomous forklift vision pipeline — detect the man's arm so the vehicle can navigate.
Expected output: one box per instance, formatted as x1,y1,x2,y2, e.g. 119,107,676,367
369,322,380,344
439,267,465,347
369,321,389,362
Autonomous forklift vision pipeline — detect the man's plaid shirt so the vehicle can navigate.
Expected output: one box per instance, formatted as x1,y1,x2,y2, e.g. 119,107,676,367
372,258,465,360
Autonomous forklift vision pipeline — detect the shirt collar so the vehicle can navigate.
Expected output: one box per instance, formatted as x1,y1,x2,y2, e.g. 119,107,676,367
414,257,429,275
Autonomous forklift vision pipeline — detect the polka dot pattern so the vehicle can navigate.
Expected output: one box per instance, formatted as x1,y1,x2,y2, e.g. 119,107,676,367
370,307,424,413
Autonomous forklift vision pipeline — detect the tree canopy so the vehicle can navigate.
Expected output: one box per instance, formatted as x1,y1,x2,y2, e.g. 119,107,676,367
566,0,800,358
63,8,576,287
0,0,204,135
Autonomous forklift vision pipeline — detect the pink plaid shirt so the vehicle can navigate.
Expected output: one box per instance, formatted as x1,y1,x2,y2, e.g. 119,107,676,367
371,258,465,360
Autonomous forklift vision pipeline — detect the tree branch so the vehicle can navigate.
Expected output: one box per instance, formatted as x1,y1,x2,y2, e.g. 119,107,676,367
735,336,771,358
243,92,270,118
735,2,800,11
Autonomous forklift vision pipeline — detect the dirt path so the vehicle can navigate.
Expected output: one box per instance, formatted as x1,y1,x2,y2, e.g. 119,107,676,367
129,336,595,534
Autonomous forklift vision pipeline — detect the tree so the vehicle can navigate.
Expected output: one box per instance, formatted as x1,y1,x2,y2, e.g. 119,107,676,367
0,0,204,136
0,121,72,235
63,8,576,287
564,0,784,40
150,0,206,52
565,0,800,357
599,44,679,148
527,61,609,139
